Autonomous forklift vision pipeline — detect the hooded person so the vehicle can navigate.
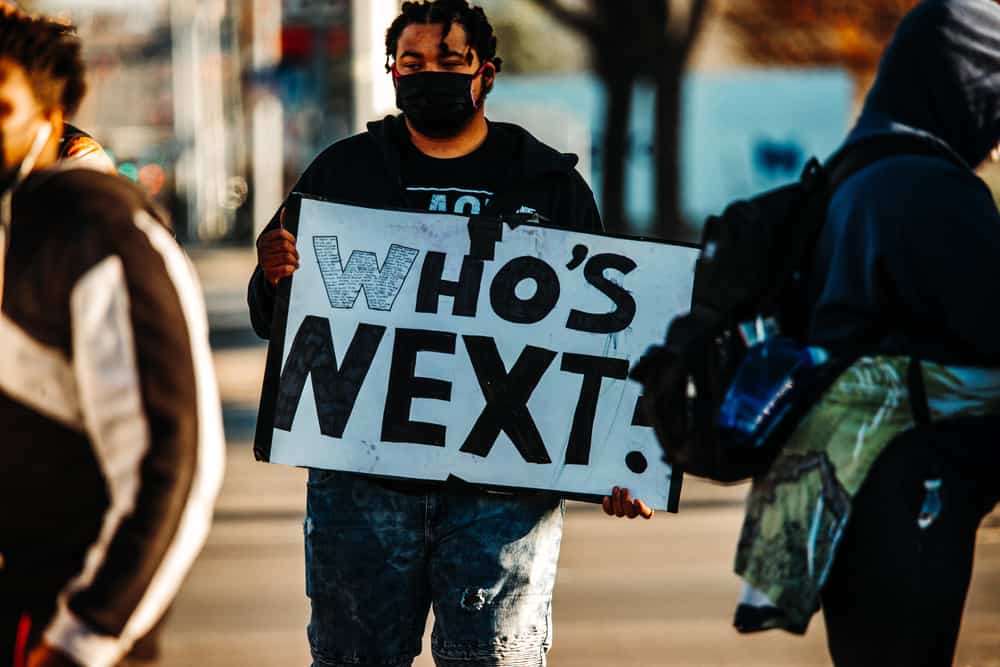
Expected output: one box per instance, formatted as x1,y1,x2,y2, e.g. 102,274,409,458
808,0,1000,363
732,1,1000,665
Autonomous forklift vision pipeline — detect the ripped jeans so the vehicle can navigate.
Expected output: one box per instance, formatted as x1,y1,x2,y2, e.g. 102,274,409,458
304,470,565,667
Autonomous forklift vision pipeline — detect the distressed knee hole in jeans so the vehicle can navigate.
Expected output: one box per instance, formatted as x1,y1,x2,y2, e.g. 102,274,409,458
460,588,489,612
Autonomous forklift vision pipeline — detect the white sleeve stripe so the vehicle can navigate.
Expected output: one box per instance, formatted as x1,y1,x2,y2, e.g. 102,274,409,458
48,256,150,667
0,314,84,430
45,216,225,667
120,211,224,647
44,611,121,667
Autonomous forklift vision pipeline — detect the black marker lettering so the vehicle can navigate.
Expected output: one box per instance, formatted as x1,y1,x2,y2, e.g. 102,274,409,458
415,251,484,317
561,353,629,465
490,256,560,324
274,316,385,438
566,254,637,334
632,393,654,427
381,328,457,447
460,336,556,464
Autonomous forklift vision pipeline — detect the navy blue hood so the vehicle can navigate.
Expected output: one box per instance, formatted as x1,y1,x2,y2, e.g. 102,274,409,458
850,0,1000,167
808,0,1000,365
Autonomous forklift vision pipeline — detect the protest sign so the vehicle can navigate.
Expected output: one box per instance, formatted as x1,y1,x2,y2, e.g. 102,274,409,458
255,197,698,511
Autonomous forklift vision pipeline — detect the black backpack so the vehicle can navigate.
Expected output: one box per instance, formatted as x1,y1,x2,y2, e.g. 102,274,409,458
630,134,964,483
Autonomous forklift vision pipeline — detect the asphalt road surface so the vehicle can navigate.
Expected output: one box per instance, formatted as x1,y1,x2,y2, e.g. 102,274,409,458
158,452,1000,667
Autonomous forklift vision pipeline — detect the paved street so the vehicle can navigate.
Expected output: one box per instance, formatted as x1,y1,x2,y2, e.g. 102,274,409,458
158,248,1000,667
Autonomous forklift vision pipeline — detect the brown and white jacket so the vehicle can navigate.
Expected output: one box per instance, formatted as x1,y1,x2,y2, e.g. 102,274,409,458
0,167,224,667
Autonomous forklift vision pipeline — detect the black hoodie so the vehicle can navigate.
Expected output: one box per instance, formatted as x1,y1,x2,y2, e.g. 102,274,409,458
248,115,602,337
808,0,1000,365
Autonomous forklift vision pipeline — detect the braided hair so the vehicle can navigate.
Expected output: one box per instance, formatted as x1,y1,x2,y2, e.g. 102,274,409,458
0,10,86,116
385,0,503,74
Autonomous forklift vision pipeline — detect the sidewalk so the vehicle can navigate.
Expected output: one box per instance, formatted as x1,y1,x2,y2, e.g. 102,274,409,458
188,245,260,341
169,443,1000,667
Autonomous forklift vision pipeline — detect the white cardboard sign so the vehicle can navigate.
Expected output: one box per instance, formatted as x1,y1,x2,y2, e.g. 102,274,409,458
255,197,698,511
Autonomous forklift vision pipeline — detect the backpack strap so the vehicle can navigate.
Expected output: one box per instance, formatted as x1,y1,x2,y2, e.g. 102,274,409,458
781,133,969,338
907,357,932,427
822,132,968,197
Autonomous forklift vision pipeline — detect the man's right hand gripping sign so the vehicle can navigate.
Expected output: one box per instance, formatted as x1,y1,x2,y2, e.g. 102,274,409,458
257,208,299,285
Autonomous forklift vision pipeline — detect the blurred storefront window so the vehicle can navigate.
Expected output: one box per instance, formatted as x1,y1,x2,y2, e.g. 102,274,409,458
35,0,356,243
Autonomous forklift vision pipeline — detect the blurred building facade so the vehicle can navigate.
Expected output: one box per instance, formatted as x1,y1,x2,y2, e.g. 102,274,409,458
35,0,392,243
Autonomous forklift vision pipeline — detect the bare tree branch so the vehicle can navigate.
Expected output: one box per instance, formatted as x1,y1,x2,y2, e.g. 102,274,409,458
664,0,710,56
684,0,711,49
530,0,602,41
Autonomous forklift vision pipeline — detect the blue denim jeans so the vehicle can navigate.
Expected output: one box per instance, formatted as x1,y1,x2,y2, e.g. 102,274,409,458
305,470,565,667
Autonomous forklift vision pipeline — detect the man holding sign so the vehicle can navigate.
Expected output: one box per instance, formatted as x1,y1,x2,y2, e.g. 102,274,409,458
248,2,659,665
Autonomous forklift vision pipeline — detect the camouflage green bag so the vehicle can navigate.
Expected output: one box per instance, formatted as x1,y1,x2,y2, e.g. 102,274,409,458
733,356,1000,633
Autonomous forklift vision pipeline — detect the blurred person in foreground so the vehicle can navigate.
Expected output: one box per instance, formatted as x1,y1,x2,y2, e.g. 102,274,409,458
249,1,649,664
0,11,224,667
733,1,1000,665
0,2,114,175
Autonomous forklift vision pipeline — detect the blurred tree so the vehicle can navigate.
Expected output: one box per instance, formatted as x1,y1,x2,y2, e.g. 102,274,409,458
477,0,590,74
721,0,920,92
531,0,709,240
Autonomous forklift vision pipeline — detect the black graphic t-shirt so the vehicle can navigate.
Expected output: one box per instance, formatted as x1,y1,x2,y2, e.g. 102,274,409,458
398,122,519,216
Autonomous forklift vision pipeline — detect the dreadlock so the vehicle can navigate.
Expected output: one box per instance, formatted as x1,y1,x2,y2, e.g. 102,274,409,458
385,0,503,74
0,10,86,116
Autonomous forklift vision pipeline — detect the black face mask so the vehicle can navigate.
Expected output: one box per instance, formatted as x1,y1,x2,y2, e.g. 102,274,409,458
395,67,487,139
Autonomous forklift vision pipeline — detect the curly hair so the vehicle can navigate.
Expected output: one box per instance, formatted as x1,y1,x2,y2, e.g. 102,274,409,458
0,10,86,116
385,0,503,74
